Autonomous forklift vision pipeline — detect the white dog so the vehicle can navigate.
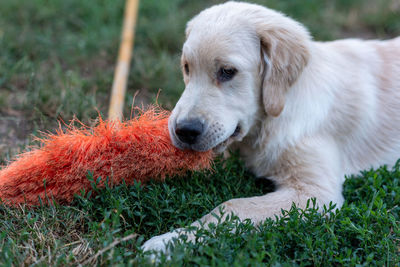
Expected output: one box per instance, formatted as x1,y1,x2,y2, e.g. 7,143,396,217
142,1,400,254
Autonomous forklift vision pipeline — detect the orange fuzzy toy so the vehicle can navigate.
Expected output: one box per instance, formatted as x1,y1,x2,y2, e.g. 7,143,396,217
0,108,213,206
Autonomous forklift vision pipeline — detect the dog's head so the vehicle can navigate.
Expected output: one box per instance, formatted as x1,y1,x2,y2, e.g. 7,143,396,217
169,2,310,152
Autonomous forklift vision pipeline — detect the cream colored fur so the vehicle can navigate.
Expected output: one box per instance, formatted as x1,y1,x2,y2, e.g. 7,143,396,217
142,1,400,255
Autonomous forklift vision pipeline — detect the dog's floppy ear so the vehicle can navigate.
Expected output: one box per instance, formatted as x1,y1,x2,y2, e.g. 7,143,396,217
256,18,310,117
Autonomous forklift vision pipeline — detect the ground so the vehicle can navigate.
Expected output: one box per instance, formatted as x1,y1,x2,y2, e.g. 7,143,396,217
0,0,399,265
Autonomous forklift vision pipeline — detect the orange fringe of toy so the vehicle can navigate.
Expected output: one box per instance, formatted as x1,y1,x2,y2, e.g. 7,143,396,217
0,108,213,206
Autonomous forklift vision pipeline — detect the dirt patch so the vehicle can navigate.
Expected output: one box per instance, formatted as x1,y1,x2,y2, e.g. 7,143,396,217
0,111,34,161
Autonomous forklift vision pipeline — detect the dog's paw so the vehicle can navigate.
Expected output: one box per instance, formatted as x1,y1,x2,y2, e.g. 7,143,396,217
141,228,186,263
141,227,199,263
142,231,180,254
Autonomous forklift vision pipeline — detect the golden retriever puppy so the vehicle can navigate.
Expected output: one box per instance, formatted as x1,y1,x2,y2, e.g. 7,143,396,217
142,1,400,254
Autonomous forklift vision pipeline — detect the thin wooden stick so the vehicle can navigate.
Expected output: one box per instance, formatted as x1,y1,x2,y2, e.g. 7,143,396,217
108,0,140,120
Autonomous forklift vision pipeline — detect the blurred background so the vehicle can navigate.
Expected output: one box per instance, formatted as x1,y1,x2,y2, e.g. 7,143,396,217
0,0,399,161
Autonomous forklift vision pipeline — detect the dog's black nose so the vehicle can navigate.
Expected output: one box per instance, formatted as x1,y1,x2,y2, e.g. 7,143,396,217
175,119,204,145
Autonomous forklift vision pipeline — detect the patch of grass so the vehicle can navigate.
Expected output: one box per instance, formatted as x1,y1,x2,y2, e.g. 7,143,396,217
156,164,400,266
0,0,123,120
0,156,399,265
0,156,265,265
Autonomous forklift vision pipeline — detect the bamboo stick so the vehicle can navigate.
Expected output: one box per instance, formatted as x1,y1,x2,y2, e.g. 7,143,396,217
108,0,139,120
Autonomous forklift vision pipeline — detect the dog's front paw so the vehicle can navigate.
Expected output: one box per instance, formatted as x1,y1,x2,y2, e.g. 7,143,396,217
141,227,197,263
141,230,181,255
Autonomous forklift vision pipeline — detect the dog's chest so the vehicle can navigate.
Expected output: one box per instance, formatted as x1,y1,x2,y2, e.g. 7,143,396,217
231,138,278,178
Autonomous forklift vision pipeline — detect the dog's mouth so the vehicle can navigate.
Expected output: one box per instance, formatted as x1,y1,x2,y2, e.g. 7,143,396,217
213,125,241,153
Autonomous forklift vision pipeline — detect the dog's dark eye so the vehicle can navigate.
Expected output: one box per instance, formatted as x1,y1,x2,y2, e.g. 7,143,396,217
184,63,189,75
217,67,237,82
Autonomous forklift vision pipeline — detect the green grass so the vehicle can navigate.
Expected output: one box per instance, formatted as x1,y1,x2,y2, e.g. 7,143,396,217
0,156,399,265
1,0,400,265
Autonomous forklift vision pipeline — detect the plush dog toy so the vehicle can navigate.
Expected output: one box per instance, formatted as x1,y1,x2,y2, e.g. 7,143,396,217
0,107,213,206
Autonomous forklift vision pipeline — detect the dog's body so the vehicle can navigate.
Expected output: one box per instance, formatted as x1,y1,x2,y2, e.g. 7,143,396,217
143,1,400,253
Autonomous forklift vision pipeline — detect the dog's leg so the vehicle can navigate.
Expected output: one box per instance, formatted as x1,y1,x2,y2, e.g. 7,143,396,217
142,137,345,255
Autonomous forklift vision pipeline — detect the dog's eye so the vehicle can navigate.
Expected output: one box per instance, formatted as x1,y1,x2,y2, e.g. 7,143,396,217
217,67,237,82
184,63,189,75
